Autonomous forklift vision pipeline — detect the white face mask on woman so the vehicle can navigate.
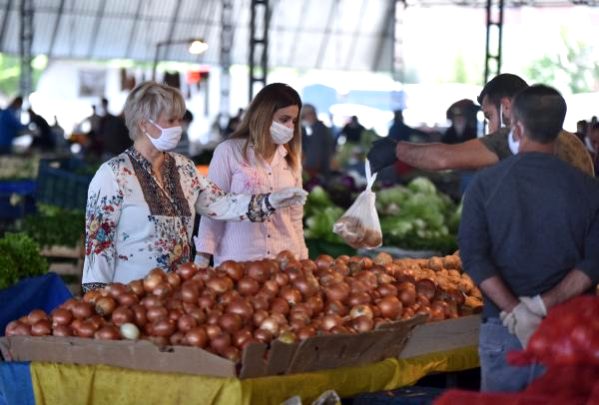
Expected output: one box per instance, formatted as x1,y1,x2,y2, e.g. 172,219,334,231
270,121,294,145
145,119,182,151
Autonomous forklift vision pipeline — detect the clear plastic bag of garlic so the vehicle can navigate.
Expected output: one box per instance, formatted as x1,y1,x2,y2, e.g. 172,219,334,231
333,160,383,249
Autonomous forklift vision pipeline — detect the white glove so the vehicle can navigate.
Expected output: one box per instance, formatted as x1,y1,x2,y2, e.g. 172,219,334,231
194,254,210,268
520,295,547,317
511,302,543,348
268,187,308,209
500,310,517,334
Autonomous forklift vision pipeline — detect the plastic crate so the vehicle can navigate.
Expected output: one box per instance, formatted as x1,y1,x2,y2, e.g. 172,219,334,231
349,386,446,405
0,180,37,219
36,159,93,211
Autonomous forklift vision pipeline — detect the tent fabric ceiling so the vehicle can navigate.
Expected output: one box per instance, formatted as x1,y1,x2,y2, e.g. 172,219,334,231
0,0,595,71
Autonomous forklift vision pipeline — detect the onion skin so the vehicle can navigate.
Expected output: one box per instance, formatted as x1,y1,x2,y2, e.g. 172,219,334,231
184,327,208,348
31,319,52,336
219,261,244,282
378,296,403,320
95,325,121,340
177,314,197,333
52,325,73,337
237,277,260,296
95,296,117,316
72,302,93,320
51,308,73,327
176,262,198,281
112,306,135,326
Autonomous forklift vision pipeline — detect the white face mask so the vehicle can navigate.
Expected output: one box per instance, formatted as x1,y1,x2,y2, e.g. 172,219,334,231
585,136,596,154
499,104,506,128
270,121,294,145
145,119,182,151
508,128,520,155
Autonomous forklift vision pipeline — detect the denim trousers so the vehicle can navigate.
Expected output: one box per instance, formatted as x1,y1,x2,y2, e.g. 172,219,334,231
479,317,545,392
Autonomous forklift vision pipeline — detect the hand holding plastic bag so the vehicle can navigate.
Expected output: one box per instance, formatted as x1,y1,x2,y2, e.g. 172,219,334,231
333,160,383,249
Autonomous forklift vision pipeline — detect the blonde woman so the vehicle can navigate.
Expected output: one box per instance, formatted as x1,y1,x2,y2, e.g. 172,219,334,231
82,82,306,292
195,83,309,266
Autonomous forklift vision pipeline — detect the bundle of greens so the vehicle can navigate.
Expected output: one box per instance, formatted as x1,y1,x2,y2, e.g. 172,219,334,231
0,232,48,290
303,186,345,244
21,204,85,248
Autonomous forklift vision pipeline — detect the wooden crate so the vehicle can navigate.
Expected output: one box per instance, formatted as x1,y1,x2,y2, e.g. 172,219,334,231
41,243,84,297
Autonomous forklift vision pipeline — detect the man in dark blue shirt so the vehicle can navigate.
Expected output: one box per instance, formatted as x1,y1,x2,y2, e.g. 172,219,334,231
0,96,27,154
459,84,599,392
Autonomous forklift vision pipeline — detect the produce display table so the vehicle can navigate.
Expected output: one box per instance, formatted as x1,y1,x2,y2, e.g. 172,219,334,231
0,346,478,405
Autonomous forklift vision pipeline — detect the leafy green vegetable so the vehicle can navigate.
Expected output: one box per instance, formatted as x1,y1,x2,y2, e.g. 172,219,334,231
0,232,48,290
21,204,85,248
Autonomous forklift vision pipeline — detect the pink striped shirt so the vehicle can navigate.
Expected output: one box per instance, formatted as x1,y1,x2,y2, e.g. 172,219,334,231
195,139,308,265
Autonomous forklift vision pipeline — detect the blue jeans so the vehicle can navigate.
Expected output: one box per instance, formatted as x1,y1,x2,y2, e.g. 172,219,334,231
479,317,545,392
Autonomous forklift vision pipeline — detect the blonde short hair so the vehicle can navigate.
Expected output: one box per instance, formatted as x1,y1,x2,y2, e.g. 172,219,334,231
123,81,186,140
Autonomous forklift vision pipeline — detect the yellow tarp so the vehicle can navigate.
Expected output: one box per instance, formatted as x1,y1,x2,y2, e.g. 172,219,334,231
30,346,478,405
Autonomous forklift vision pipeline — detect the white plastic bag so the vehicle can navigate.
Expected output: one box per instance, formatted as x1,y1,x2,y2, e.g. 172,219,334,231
333,160,382,249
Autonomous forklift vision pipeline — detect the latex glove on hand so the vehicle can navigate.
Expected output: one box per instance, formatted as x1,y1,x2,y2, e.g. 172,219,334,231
500,310,517,334
268,187,308,209
507,302,543,349
520,295,547,317
367,137,398,174
192,236,211,268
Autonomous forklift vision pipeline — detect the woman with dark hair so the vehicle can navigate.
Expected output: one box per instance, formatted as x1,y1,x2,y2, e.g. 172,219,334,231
195,83,308,266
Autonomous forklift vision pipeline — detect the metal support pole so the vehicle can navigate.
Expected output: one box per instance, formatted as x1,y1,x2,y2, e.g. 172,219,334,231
19,0,34,100
484,0,504,84
392,0,405,82
248,0,269,101
220,0,234,122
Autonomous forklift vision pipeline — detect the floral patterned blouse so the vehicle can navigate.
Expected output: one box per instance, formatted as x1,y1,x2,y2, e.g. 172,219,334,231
82,147,273,292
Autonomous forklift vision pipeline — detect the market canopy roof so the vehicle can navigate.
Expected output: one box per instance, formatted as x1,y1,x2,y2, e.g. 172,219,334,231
0,0,595,72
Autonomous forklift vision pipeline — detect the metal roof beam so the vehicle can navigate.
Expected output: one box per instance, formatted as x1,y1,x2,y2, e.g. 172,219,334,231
47,0,65,58
316,0,339,69
344,0,368,70
86,0,107,59
163,0,184,61
373,0,397,72
0,0,13,51
124,0,144,58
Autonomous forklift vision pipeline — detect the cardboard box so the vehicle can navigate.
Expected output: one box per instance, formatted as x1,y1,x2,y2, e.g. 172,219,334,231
399,314,480,359
0,316,427,378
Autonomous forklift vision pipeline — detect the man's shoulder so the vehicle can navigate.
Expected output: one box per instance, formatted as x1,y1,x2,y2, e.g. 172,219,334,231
555,130,594,176
478,127,511,159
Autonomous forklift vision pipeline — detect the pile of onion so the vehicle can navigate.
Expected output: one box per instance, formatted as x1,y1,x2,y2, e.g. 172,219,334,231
4,251,472,363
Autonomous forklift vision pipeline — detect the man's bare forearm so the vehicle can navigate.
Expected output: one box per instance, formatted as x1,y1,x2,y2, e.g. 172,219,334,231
395,139,499,171
542,269,593,310
480,276,519,313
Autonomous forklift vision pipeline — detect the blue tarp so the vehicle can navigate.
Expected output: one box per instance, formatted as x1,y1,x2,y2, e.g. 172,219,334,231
0,273,72,336
0,362,34,405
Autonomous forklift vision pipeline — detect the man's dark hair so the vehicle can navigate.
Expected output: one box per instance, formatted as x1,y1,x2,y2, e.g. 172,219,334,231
512,84,566,144
477,73,528,108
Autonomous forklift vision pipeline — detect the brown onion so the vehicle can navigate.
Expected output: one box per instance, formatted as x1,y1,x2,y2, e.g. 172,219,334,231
233,329,254,349
348,292,372,306
128,279,145,297
219,290,241,306
253,309,269,327
219,261,244,281
397,284,417,306
83,290,102,304
206,276,234,294
378,283,398,297
263,280,280,296
246,261,270,283
141,295,163,308
184,327,208,348
74,320,96,337
306,295,324,315
300,259,317,273
378,296,402,320
152,319,176,337
276,250,296,269
170,331,185,346
177,314,197,332
416,279,436,301
226,298,253,321
168,308,184,322
144,268,167,292
252,293,271,311
112,306,134,326
325,300,348,316
297,326,317,340
270,297,290,315
31,319,52,336
210,333,232,355
274,272,290,287
187,307,206,324
95,296,117,316
106,283,128,299
27,309,49,325
259,317,280,335
315,254,334,270
95,325,121,340
293,277,318,298
219,313,242,333
176,262,198,281
253,328,273,344
117,292,138,307
62,298,78,312
52,324,72,337
237,277,260,296
280,287,302,306
321,314,343,331
198,293,216,310
72,302,93,320
351,315,374,333
350,304,374,320
6,321,31,336
131,304,148,326
152,282,173,299
166,272,182,288
51,308,73,326
205,324,222,340
325,282,350,303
